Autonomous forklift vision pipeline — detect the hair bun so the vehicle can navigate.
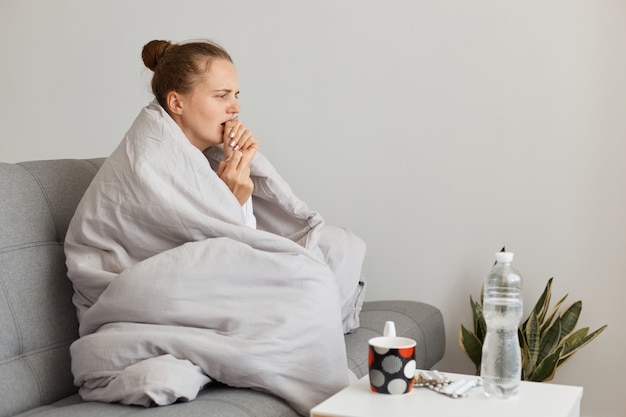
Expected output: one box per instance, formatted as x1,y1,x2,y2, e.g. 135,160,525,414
142,40,173,71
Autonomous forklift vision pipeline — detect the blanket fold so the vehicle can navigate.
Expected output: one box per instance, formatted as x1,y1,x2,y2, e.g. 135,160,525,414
65,101,366,415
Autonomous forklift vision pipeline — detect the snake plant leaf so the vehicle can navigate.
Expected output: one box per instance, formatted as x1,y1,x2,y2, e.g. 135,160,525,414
521,278,553,333
459,323,482,374
558,327,588,363
537,317,561,365
557,324,608,367
533,277,553,324
528,345,564,382
470,295,486,342
519,327,532,379
540,293,568,335
558,301,582,339
525,311,541,368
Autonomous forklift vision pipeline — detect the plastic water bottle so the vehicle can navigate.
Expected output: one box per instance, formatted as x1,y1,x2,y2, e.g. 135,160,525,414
481,251,523,398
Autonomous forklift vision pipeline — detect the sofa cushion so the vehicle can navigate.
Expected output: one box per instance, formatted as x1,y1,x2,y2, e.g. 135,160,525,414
13,385,300,417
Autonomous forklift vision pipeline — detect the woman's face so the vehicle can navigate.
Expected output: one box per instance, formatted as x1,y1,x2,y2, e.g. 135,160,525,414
170,59,240,151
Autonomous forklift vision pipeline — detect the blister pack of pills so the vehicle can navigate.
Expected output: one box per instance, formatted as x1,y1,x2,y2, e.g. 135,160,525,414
413,370,481,399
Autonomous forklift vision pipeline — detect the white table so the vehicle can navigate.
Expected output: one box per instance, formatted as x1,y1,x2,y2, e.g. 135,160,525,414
310,371,582,417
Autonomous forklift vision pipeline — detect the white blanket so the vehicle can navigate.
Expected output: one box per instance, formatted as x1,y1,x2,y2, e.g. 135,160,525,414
64,101,367,415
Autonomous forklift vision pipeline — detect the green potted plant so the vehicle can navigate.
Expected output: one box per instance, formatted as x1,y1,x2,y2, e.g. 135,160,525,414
459,266,607,382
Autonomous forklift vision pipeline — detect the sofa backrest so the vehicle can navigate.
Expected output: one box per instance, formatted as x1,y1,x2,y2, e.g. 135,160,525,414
0,158,104,417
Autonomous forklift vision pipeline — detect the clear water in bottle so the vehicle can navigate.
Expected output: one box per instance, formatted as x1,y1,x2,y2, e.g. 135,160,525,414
481,297,522,397
481,252,523,399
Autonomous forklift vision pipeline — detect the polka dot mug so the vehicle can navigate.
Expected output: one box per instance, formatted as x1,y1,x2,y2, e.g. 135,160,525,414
368,322,417,395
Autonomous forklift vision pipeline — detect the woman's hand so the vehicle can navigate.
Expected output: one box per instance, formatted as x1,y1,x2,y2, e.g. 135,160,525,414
217,119,259,205
222,118,259,161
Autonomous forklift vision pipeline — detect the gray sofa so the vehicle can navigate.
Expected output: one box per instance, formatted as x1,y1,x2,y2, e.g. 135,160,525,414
0,158,446,417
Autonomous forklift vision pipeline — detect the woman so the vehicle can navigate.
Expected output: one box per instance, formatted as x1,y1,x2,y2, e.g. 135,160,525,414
64,39,366,416
143,40,258,211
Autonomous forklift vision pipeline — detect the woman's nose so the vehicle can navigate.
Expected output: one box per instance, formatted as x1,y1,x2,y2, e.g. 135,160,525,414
229,98,240,114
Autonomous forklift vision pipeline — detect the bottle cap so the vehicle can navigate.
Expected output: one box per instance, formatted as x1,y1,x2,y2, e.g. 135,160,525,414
495,251,514,263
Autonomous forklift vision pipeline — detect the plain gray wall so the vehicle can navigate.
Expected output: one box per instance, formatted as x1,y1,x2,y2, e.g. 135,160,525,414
1,1,624,416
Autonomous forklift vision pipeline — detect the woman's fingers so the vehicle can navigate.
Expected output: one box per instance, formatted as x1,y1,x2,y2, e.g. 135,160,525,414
220,119,257,205
218,150,253,205
224,119,258,155
223,149,243,169
217,150,241,176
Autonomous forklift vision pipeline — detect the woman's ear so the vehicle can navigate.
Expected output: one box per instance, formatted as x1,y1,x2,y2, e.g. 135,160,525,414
166,91,184,115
